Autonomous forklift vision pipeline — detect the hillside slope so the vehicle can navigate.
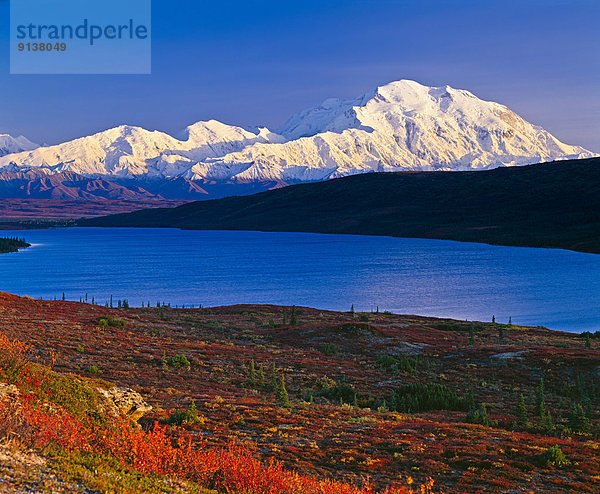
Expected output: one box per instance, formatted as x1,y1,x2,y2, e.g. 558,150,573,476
0,293,598,492
81,156,600,254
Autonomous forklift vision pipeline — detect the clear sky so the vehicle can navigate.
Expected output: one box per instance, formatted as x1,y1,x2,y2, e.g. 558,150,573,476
1,0,599,151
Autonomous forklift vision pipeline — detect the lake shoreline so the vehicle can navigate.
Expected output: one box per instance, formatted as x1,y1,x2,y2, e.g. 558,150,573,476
1,228,598,333
0,236,31,254
1,220,598,256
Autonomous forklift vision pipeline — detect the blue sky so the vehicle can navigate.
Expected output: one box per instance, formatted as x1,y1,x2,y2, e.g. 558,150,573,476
1,0,599,151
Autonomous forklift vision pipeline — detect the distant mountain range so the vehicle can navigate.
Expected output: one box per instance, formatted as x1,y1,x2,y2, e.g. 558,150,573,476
81,156,600,254
1,80,596,200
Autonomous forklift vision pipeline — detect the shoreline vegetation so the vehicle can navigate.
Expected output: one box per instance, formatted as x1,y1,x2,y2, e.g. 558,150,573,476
79,157,600,254
0,236,30,253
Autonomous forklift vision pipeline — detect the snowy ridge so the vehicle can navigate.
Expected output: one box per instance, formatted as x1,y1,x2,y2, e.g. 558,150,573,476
0,135,39,157
0,80,595,185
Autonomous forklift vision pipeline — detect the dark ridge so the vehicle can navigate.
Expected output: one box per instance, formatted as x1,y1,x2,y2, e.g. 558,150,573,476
79,157,600,254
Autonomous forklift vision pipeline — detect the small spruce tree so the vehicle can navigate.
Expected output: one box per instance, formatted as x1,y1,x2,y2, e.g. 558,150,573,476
270,362,277,391
479,403,489,426
276,375,289,407
569,403,590,433
535,378,546,418
515,393,528,428
249,360,256,386
539,409,554,432
258,363,265,388
290,306,297,325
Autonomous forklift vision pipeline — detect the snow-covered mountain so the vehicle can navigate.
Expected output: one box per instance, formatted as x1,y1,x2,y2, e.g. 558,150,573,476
0,135,38,157
0,121,283,178
0,80,595,191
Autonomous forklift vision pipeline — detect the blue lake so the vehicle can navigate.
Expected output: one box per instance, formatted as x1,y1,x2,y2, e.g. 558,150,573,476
0,227,599,333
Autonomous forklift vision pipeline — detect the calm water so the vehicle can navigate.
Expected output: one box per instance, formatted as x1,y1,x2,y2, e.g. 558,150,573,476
0,228,599,333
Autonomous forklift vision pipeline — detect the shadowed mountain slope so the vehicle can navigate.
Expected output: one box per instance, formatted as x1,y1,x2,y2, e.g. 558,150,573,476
81,157,600,254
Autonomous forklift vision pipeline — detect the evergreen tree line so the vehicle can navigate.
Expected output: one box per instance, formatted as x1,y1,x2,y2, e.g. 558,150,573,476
0,236,30,254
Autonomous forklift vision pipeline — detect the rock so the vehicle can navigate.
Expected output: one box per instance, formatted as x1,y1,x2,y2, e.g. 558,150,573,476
0,383,19,400
98,386,152,423
491,350,531,360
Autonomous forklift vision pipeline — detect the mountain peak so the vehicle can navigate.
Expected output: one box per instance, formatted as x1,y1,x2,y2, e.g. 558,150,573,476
0,80,595,195
0,134,39,157
277,79,485,140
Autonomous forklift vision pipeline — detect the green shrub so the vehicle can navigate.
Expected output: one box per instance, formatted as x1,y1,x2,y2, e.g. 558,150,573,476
86,365,100,375
542,445,569,467
376,355,397,369
390,383,467,413
167,400,202,426
377,355,428,374
319,381,356,403
167,354,191,369
97,316,126,328
320,343,339,356
466,403,489,426
318,380,374,408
